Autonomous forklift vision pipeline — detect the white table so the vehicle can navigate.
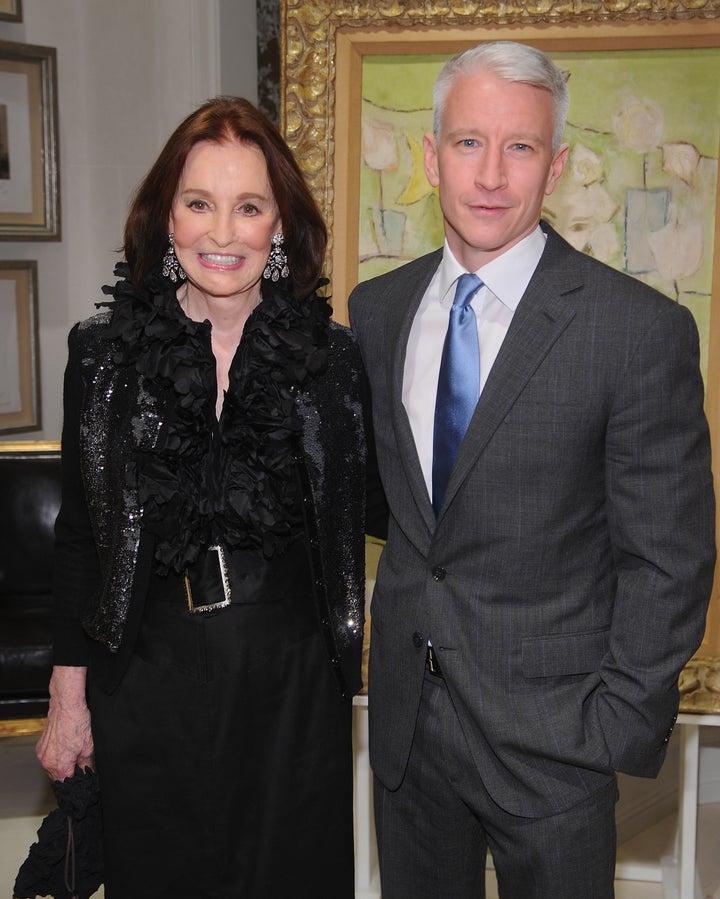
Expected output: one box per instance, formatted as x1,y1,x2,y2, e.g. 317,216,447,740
352,695,380,898
674,712,720,899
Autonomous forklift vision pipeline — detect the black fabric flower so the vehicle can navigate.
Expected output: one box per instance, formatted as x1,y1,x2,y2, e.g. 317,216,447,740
98,264,331,573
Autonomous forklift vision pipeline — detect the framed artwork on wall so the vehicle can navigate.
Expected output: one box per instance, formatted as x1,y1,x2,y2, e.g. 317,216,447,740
0,0,22,23
0,39,60,239
0,260,40,434
279,0,720,712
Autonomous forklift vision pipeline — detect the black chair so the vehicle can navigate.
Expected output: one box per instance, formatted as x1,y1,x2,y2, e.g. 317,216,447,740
0,442,60,733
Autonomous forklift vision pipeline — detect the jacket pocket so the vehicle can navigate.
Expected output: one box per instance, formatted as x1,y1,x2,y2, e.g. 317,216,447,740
522,628,610,678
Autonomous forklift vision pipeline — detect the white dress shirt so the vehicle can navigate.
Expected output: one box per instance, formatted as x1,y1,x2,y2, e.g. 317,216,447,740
403,226,548,499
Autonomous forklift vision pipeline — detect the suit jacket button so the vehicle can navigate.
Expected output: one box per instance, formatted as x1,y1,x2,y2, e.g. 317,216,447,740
412,632,424,648
432,566,446,581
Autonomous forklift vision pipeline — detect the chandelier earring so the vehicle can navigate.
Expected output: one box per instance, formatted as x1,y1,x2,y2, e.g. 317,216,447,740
162,233,186,283
263,232,290,282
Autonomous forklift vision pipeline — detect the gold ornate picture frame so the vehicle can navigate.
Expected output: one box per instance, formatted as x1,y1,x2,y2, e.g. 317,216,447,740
280,0,720,712
280,2,719,314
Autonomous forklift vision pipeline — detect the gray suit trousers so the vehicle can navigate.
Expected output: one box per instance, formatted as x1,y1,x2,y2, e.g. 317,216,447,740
374,670,619,899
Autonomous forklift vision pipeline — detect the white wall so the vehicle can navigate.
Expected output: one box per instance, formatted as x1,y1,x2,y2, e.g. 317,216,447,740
0,0,257,441
219,0,259,105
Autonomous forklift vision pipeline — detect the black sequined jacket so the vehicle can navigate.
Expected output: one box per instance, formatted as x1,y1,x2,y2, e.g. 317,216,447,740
52,272,376,700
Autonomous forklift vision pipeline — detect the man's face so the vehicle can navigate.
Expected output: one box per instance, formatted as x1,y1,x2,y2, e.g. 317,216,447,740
424,68,568,271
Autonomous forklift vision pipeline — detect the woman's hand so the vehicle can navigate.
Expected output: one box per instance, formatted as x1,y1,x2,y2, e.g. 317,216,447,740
36,665,94,782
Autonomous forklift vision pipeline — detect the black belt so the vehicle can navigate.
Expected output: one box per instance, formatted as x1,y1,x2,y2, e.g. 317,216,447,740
148,539,311,613
426,644,443,677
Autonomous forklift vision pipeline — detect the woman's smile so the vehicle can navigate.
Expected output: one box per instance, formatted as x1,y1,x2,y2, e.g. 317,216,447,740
199,252,244,269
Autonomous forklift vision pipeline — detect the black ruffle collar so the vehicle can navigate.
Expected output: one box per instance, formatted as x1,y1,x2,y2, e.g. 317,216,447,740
100,264,331,573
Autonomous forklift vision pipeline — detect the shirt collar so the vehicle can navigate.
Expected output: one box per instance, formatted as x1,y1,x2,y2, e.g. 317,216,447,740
438,225,547,311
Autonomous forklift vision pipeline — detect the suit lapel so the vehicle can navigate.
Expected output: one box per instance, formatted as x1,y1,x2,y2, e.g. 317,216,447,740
439,229,583,519
386,252,442,536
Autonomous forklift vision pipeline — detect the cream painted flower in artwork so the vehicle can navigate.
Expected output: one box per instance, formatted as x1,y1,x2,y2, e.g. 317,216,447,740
613,97,664,153
567,143,605,186
544,143,619,262
647,143,705,281
362,119,398,172
662,142,701,186
648,222,703,281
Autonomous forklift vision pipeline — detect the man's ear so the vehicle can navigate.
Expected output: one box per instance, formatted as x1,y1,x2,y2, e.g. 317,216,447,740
545,143,569,197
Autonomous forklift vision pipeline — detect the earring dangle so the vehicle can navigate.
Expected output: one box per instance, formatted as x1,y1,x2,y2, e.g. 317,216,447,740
162,233,186,283
263,232,290,282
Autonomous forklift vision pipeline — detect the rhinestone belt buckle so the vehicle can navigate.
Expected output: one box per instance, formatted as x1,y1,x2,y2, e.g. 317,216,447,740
184,544,232,614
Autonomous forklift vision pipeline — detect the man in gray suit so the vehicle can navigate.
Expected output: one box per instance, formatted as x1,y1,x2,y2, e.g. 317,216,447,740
349,41,716,899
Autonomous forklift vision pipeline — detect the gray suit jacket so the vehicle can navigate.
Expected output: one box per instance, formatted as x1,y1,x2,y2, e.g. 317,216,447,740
349,223,716,817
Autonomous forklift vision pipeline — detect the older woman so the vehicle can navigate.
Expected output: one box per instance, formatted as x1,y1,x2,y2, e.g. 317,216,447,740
36,97,382,898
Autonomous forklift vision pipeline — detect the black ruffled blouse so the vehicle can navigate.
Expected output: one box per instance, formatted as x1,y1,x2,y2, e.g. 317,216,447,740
100,264,332,575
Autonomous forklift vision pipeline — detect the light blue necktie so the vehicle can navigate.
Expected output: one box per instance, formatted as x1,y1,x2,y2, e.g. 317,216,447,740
432,273,482,516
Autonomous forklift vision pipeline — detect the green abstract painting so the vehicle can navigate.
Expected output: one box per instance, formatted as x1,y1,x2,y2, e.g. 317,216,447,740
359,47,720,378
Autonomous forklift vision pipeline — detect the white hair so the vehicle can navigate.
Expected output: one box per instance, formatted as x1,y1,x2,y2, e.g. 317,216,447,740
433,41,570,152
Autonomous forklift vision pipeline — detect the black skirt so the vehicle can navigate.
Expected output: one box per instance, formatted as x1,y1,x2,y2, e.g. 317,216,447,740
87,544,355,899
